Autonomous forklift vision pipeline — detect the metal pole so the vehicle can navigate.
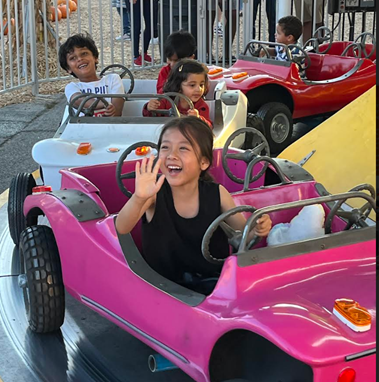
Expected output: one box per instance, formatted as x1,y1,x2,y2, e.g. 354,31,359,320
28,0,39,95
277,0,291,19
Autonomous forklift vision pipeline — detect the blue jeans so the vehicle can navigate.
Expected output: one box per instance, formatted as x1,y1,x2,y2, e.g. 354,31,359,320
116,5,130,35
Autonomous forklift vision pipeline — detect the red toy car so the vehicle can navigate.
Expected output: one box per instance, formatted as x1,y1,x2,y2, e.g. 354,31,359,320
210,31,376,153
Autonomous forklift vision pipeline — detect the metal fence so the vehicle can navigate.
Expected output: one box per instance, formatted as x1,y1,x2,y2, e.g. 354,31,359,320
0,0,376,95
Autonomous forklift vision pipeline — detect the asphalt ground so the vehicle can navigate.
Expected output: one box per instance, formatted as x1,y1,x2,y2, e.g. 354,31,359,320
0,95,66,195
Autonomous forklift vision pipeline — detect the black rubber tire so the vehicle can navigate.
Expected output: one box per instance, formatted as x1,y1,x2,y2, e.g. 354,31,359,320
246,113,265,134
8,173,37,245
257,102,293,154
19,225,65,333
242,113,266,150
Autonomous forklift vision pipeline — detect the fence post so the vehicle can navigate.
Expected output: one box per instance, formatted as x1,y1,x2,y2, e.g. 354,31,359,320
197,0,207,63
28,0,39,95
277,0,292,19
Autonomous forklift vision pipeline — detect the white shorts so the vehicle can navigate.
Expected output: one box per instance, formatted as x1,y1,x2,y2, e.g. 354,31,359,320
294,0,325,24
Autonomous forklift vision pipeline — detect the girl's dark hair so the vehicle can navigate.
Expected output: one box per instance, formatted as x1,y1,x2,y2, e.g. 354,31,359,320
158,116,214,181
163,59,209,96
58,33,99,78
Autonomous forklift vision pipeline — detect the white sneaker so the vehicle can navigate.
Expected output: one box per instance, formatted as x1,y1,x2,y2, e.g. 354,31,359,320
116,33,131,41
150,37,159,45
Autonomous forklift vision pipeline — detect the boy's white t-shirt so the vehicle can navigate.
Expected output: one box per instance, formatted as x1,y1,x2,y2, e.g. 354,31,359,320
65,73,125,103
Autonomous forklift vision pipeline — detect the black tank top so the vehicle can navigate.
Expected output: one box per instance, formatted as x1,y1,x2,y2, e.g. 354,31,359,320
142,179,229,283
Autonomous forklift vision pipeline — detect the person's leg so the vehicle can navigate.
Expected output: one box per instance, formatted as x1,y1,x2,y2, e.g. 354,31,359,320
153,0,158,38
142,0,152,55
266,0,276,42
252,0,260,40
294,0,312,43
132,0,142,58
124,1,131,34
223,9,237,60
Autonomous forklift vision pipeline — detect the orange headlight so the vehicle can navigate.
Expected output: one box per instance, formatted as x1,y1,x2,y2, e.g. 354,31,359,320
232,72,248,82
135,146,151,156
333,298,371,332
77,142,92,155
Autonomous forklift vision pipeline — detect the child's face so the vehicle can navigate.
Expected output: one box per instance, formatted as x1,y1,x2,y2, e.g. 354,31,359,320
66,46,98,80
275,24,295,45
180,73,206,104
158,128,209,187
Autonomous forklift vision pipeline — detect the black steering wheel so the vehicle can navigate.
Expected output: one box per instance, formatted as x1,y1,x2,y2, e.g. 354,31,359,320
69,93,110,117
222,127,270,185
150,92,194,117
246,41,271,58
324,184,376,234
202,205,260,264
354,32,376,59
288,45,312,71
100,64,135,94
341,42,363,58
116,141,158,198
313,26,333,53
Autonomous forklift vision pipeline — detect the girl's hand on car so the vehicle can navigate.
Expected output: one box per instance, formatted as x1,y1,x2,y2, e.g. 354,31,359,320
147,99,161,111
187,108,199,118
134,155,165,201
104,103,117,117
253,214,272,237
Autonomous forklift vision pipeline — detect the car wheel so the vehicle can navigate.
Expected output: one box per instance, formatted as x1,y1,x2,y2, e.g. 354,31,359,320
257,102,293,154
19,225,65,333
8,172,37,245
241,113,266,150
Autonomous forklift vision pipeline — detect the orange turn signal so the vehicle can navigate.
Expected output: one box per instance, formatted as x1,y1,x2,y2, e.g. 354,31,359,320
135,146,151,156
232,72,248,82
32,186,52,194
208,68,223,79
333,299,371,332
77,142,92,155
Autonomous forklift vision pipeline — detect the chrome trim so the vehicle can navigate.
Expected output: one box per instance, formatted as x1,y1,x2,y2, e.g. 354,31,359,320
346,348,376,361
81,295,189,364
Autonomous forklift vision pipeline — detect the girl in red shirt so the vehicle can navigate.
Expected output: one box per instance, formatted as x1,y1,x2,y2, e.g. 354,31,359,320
143,59,212,128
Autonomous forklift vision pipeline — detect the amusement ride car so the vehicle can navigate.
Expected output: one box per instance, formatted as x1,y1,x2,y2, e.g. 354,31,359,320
9,128,376,382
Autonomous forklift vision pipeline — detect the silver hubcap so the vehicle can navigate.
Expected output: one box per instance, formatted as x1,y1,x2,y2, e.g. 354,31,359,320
270,113,290,144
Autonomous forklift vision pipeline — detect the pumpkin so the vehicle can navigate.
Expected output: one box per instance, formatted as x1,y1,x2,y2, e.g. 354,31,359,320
2,18,15,36
68,0,77,12
71,0,78,4
57,0,66,5
58,4,70,18
50,7,62,22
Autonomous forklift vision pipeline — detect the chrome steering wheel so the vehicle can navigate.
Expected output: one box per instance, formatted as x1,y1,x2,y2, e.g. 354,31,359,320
100,64,135,94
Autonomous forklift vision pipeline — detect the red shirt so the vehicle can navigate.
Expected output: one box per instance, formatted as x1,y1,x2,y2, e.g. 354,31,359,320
143,97,213,128
157,65,171,94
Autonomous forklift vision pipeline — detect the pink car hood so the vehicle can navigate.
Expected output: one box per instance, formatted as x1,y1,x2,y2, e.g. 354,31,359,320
208,238,376,365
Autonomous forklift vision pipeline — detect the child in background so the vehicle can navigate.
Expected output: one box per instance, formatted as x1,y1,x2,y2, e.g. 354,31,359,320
144,59,212,128
59,33,124,116
116,117,272,287
261,15,303,61
157,30,197,94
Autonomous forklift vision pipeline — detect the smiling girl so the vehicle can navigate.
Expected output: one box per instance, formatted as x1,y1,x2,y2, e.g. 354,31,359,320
116,117,271,287
143,59,212,128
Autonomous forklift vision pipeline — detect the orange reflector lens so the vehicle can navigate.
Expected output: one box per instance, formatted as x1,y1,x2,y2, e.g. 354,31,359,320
232,71,248,80
77,142,92,155
208,68,223,76
32,186,52,194
107,147,120,153
338,368,356,382
333,299,371,332
135,146,151,156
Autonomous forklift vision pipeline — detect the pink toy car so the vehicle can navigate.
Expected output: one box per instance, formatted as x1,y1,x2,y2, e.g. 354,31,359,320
15,129,376,382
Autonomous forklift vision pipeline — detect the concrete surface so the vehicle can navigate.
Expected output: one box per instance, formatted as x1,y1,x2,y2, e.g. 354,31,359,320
0,95,66,194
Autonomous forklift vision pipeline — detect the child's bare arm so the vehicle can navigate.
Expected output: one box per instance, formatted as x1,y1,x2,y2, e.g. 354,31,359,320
116,156,165,235
69,93,108,109
219,185,272,238
111,97,124,116
260,47,276,58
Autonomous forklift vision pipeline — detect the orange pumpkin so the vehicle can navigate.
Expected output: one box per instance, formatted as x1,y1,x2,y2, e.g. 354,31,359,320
2,18,15,35
58,4,70,18
72,0,78,4
68,0,77,12
57,0,66,5
50,7,62,22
